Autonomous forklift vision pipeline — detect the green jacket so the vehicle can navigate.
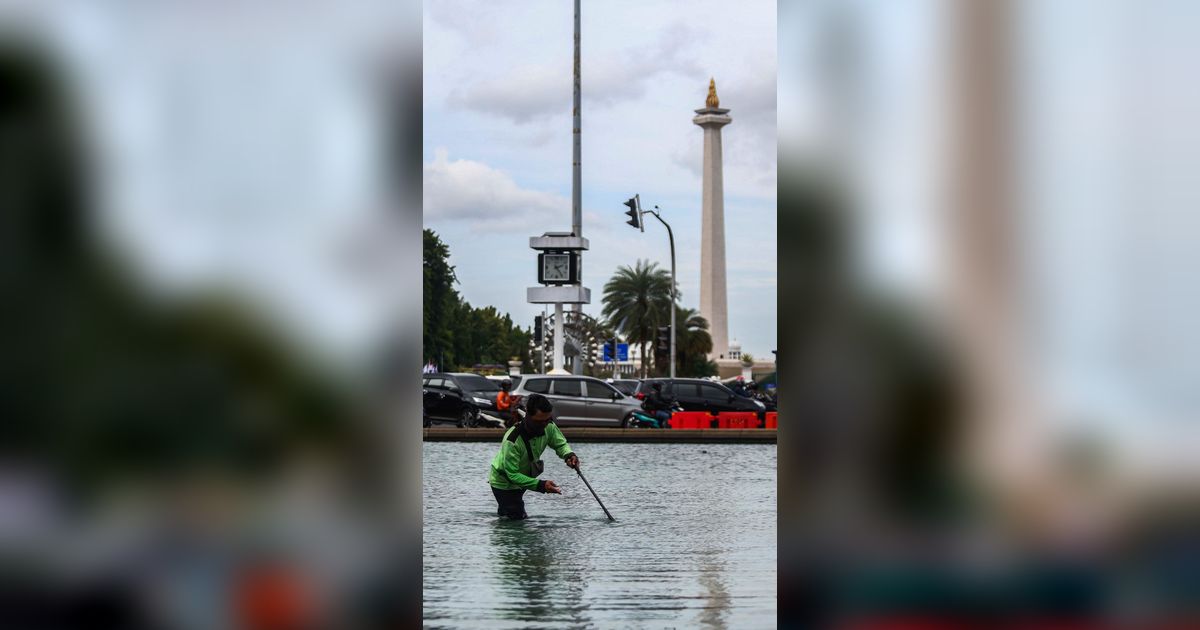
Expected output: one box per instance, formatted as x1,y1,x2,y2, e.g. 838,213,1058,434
488,421,574,492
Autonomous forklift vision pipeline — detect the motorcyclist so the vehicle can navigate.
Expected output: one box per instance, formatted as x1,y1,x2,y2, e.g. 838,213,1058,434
641,382,675,427
495,379,518,427
731,376,752,398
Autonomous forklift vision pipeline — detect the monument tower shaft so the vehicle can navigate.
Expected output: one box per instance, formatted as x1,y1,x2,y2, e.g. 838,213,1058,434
693,79,732,360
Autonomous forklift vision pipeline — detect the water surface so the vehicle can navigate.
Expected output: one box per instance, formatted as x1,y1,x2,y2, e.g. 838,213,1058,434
423,441,777,628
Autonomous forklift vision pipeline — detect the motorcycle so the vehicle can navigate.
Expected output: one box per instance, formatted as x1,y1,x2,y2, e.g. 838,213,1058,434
629,401,683,429
474,409,507,428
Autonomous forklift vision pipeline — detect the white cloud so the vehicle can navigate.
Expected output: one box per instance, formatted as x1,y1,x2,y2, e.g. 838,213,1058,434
447,21,707,124
423,148,568,231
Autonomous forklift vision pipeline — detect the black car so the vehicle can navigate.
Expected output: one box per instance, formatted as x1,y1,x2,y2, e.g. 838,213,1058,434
609,379,641,397
635,378,766,415
422,372,503,427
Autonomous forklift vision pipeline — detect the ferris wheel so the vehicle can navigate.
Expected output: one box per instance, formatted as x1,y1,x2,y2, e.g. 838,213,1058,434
528,310,614,373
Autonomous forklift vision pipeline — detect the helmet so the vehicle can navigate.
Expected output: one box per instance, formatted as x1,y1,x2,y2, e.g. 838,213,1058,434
651,382,663,391
736,376,745,382
747,381,758,390
501,379,512,390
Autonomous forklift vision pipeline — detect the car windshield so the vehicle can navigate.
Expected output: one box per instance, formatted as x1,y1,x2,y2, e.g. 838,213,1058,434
612,381,638,395
458,375,500,393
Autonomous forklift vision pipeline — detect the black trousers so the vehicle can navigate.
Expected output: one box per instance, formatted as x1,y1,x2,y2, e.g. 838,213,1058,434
492,486,528,519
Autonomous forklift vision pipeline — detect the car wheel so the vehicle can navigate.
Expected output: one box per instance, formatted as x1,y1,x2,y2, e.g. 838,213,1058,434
423,413,431,428
458,407,474,428
620,414,632,428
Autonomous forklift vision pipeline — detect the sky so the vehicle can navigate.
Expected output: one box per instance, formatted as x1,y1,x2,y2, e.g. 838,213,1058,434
1,1,421,371
422,0,778,361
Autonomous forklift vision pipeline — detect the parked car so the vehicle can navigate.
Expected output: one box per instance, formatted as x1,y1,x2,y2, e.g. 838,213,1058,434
422,372,504,427
511,375,643,427
608,379,641,397
634,378,766,415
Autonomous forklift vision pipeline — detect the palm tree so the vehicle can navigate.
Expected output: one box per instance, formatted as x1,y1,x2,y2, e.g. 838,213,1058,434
601,260,673,377
674,306,714,376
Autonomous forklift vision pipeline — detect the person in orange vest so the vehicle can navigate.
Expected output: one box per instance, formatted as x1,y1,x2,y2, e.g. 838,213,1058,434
495,379,517,427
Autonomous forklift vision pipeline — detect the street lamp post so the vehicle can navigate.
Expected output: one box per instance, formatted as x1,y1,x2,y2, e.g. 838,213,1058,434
623,195,677,378
646,206,677,379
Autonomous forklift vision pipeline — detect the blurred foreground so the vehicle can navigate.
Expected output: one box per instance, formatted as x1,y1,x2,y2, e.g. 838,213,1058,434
0,3,423,628
778,1,1199,626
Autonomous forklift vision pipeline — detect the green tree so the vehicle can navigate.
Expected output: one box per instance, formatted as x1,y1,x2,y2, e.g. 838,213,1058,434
601,260,673,377
0,45,356,491
423,230,533,372
674,306,716,377
423,229,460,368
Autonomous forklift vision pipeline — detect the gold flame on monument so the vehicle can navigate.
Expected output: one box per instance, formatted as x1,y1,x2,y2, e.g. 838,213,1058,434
706,77,719,108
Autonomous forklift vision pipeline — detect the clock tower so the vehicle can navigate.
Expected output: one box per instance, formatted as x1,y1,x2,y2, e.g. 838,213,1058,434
528,235,590,374
526,0,590,374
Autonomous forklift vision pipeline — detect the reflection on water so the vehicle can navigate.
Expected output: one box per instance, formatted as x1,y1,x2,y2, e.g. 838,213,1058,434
697,552,731,629
491,521,588,626
423,442,776,628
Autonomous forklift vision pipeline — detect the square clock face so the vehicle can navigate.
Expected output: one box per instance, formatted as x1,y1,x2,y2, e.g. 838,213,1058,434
542,254,571,282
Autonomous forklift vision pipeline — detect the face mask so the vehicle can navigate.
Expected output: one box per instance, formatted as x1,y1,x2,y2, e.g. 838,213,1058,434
523,418,548,437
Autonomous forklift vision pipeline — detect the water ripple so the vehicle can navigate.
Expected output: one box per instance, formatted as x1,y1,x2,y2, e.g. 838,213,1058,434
424,442,777,627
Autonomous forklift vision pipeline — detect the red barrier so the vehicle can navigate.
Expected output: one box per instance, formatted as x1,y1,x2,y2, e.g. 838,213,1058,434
716,412,757,429
670,411,709,429
765,412,777,428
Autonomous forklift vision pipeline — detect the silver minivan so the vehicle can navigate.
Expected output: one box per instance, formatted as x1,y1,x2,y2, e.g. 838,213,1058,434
512,375,643,427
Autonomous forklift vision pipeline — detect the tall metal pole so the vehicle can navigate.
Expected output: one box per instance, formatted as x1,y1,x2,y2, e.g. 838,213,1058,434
559,0,583,374
613,339,619,380
648,207,677,378
572,0,582,238
553,303,565,373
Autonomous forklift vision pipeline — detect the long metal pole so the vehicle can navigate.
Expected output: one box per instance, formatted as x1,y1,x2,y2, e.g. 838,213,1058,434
648,207,677,378
575,467,615,521
572,0,582,238
553,303,565,373
567,0,584,364
613,339,619,380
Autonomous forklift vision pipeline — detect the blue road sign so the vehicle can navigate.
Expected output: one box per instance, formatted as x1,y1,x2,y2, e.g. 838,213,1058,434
602,343,629,362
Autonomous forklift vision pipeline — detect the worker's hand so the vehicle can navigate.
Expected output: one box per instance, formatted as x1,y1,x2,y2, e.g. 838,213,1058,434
565,454,580,470
544,480,562,494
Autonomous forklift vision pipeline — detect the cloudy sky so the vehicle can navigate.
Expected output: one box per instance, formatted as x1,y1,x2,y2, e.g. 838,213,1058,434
423,0,778,360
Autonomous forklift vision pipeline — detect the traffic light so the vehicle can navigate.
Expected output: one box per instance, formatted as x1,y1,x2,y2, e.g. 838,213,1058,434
602,337,619,362
534,315,543,344
656,326,671,352
653,326,671,370
623,195,643,231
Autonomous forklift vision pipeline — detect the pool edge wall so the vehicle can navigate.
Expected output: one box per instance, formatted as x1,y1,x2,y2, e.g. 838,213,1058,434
423,428,777,443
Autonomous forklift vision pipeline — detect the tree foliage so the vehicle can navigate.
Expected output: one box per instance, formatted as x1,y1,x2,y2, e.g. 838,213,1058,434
600,260,673,377
0,46,356,491
422,229,532,371
674,306,716,377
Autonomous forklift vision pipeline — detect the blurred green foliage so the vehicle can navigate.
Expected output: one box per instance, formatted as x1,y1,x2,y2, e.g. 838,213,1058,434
779,173,966,527
0,43,356,491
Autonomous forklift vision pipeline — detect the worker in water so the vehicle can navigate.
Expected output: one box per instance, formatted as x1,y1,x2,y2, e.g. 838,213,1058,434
488,392,580,519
